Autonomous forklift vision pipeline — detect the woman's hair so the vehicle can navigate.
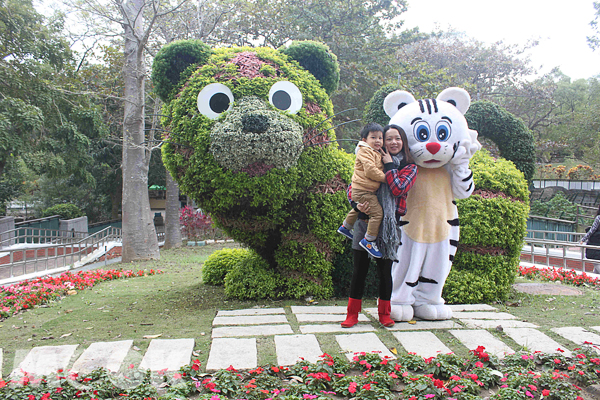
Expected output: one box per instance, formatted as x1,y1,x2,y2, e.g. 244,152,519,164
359,122,384,139
383,124,415,164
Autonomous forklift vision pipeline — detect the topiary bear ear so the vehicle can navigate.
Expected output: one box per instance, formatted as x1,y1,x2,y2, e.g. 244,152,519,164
280,40,340,95
151,39,212,103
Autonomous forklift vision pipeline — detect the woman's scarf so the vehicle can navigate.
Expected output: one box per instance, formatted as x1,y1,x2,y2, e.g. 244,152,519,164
375,153,405,261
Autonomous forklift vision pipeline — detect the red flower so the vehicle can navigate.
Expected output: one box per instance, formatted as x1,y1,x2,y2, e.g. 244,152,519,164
348,382,358,394
542,389,550,396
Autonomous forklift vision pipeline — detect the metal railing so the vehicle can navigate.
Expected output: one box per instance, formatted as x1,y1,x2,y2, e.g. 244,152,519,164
0,227,122,282
0,226,89,249
522,229,600,273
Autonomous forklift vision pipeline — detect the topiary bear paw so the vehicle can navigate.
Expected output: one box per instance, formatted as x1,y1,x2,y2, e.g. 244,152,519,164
413,304,453,320
390,304,413,322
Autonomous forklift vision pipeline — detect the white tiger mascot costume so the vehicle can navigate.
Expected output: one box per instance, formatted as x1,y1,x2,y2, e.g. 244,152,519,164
384,87,481,321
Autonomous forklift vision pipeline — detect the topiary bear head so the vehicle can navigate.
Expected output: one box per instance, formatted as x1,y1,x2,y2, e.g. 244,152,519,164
152,40,352,299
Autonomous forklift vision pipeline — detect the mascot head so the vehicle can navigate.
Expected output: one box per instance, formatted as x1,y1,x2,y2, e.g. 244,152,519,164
383,87,480,168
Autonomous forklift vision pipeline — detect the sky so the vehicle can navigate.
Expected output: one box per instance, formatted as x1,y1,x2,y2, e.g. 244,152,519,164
400,0,600,80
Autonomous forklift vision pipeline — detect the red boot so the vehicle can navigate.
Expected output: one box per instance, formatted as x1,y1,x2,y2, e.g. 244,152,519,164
378,299,395,327
341,298,362,328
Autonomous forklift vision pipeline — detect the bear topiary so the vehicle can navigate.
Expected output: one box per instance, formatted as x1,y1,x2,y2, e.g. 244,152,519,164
152,40,354,299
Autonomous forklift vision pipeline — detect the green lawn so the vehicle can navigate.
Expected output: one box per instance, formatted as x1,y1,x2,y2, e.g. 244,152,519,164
1,242,599,378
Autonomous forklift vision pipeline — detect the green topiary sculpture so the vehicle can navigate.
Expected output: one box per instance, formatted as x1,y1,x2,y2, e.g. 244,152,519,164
465,100,536,182
445,149,529,303
152,40,353,300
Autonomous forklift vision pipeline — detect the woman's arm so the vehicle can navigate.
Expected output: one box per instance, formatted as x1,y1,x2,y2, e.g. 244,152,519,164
580,215,600,243
384,163,418,197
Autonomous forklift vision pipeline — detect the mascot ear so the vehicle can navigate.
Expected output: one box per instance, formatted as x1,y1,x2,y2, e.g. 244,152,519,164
436,87,471,114
383,90,416,118
280,40,340,95
151,39,212,103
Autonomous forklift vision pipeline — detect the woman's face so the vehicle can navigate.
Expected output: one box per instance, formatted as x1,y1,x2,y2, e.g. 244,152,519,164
384,128,403,156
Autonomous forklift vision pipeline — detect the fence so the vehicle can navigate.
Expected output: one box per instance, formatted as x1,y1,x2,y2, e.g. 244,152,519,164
521,229,600,273
0,226,122,284
532,180,600,191
528,205,597,234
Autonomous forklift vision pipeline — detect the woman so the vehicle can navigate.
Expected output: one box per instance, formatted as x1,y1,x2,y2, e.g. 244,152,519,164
341,124,418,328
580,204,600,274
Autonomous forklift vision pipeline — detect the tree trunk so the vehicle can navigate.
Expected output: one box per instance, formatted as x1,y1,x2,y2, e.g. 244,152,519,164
121,0,159,262
163,171,182,249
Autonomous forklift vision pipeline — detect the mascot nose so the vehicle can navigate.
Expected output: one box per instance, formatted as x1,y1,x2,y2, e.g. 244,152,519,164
426,142,441,154
242,114,270,133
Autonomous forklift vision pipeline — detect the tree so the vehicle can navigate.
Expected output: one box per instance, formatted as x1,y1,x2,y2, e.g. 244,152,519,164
589,1,600,50
67,0,191,261
0,0,105,214
163,171,181,249
395,30,535,99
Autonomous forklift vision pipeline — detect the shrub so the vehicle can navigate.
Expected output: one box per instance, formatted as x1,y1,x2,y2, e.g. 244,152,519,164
180,206,219,240
224,252,284,300
444,150,529,304
202,248,251,285
465,100,536,182
41,203,84,220
363,84,400,127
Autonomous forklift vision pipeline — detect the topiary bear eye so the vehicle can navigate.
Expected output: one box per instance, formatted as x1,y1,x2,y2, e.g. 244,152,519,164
269,81,302,114
197,83,234,119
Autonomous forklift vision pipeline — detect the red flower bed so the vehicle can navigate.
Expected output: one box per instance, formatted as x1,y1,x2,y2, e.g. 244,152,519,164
518,265,600,287
0,268,162,319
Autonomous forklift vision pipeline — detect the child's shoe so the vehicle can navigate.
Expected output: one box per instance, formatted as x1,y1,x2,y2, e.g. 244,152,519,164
337,225,353,240
359,238,382,258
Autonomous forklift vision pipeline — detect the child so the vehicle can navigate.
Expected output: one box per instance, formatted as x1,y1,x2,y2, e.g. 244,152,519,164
338,122,386,258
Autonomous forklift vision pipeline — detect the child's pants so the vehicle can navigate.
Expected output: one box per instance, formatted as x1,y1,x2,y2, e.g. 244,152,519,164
344,188,383,241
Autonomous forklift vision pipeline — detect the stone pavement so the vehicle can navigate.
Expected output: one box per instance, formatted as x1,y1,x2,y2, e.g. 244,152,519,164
3,304,600,379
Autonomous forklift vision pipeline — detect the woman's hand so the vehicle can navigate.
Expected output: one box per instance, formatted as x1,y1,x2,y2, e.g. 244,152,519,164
357,201,371,215
380,147,393,164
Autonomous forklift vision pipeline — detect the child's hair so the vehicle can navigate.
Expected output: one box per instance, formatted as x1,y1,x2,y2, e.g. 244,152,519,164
383,124,415,164
359,122,384,139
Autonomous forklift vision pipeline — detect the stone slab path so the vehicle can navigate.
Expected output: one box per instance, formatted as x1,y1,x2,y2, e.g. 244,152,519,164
504,328,573,357
552,327,600,353
5,304,600,378
392,331,451,358
71,340,133,373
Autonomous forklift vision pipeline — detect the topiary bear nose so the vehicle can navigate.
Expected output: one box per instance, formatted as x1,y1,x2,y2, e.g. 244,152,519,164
242,114,270,133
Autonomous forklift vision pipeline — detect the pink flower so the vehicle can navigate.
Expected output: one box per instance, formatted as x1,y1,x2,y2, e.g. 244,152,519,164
425,395,435,399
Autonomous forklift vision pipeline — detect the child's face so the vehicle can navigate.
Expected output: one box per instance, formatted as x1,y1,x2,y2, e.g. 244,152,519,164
384,128,403,156
362,130,383,151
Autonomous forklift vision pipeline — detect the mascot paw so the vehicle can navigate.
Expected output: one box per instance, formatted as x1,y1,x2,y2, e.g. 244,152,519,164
413,304,453,320
390,304,414,321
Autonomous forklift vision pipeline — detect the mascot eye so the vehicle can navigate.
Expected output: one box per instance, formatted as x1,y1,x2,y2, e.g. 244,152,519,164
269,81,302,114
413,121,431,142
197,83,234,119
436,121,451,142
